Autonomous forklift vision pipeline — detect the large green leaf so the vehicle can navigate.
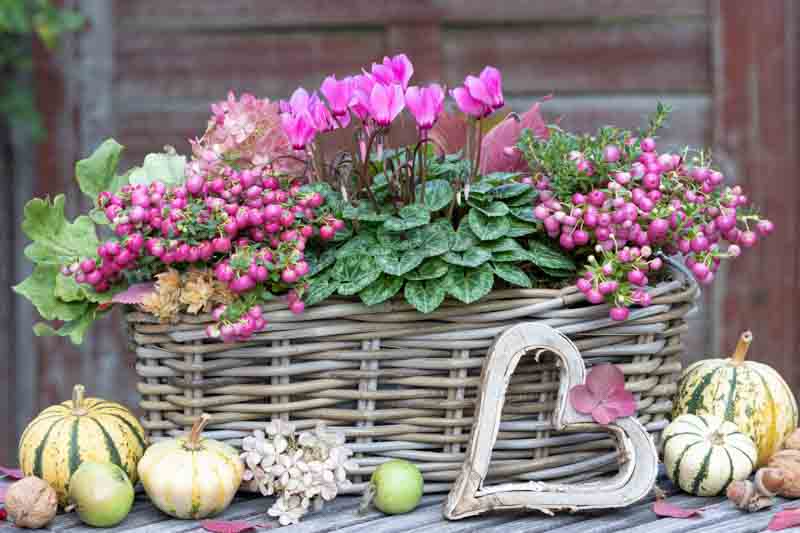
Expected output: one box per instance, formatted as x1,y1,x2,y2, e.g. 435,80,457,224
407,220,454,257
510,206,537,223
506,218,540,237
333,255,382,295
384,204,430,231
491,249,533,262
468,209,511,241
33,305,104,345
342,203,391,222
528,240,576,271
416,179,454,211
306,247,337,277
75,139,127,200
481,237,526,253
492,262,532,288
22,195,99,265
404,257,449,281
467,200,510,217
13,265,89,321
304,275,340,306
54,273,113,304
336,232,379,258
508,187,539,207
452,223,478,252
376,228,414,252
376,250,424,276
491,182,532,199
443,264,494,304
128,149,187,187
404,279,446,313
443,248,492,268
359,275,404,306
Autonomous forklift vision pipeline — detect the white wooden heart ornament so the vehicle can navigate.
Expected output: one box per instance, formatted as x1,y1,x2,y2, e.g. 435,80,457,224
444,323,658,520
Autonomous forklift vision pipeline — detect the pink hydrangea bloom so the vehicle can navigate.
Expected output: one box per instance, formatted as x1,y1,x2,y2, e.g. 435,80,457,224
569,363,636,425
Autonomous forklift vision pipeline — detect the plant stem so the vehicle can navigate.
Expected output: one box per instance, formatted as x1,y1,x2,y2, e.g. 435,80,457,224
187,413,211,450
731,331,752,366
72,384,88,416
473,119,483,183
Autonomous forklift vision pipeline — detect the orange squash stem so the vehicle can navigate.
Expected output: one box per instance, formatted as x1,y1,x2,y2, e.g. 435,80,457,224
731,331,753,366
187,413,211,450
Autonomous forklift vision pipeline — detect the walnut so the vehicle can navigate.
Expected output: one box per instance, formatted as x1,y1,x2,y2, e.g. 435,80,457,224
768,449,800,498
5,476,58,528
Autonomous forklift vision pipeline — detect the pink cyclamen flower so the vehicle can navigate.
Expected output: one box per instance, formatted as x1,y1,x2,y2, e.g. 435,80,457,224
371,53,414,90
308,96,336,133
281,87,311,115
320,75,353,117
569,363,636,425
451,86,489,118
349,73,376,121
280,112,316,150
405,83,445,133
369,83,405,126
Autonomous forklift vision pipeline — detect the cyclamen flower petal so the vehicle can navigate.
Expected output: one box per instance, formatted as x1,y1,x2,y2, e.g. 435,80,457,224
288,87,311,114
320,75,352,117
568,363,636,425
308,96,335,133
465,74,492,107
280,112,316,150
405,83,444,131
349,73,376,120
369,83,405,126
371,53,414,90
480,66,504,109
451,86,488,118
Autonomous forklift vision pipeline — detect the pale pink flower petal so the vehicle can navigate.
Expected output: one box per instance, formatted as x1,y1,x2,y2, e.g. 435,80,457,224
586,363,625,400
113,282,156,304
569,384,599,414
451,87,486,118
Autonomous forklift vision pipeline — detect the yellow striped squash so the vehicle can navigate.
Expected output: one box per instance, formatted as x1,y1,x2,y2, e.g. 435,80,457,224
18,384,147,506
137,415,243,519
663,414,757,496
673,331,798,467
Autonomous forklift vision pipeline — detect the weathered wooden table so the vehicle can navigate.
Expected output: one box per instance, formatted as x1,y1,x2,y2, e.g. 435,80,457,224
1,473,796,532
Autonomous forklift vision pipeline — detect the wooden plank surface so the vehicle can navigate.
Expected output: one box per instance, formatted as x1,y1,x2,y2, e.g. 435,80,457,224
0,474,795,532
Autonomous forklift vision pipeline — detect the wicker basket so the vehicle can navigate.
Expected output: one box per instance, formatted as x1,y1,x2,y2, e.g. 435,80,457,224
131,260,697,494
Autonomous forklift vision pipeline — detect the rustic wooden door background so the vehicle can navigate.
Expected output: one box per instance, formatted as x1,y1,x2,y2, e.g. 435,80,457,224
1,0,797,464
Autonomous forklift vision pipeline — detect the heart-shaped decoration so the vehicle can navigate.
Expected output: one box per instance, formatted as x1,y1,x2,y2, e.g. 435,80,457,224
444,323,658,519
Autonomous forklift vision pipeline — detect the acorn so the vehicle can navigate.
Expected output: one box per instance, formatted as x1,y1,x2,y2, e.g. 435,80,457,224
4,476,58,528
726,468,785,512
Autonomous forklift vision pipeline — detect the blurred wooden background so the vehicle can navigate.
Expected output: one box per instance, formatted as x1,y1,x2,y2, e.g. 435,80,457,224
1,0,797,464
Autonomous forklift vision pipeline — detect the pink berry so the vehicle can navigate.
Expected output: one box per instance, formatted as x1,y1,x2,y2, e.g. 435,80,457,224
640,137,656,152
610,307,630,321
289,300,305,314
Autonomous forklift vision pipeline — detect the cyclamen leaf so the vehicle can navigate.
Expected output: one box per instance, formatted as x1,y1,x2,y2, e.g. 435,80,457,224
528,240,576,271
342,203,390,222
452,223,478,252
334,256,382,295
376,250,424,276
768,508,800,530
14,265,89,321
510,206,537,223
377,228,414,251
468,200,510,218
404,279,446,314
491,182,531,199
442,248,492,268
112,282,156,304
481,237,526,253
492,263,532,288
359,275,404,306
507,187,539,207
492,249,533,263
416,179,454,211
201,519,273,533
306,248,337,277
407,220,455,257
384,204,430,231
128,149,187,187
506,217,540,237
444,264,494,304
404,257,449,281
652,499,704,519
22,195,100,265
304,277,340,307
468,209,511,241
75,138,126,200
336,233,379,258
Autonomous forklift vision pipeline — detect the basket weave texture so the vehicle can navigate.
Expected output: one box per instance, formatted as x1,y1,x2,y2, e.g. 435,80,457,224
131,263,697,494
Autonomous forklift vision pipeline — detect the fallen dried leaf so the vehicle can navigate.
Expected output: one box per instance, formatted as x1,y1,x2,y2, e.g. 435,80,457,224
0,466,23,480
768,507,800,530
653,499,704,518
112,282,156,304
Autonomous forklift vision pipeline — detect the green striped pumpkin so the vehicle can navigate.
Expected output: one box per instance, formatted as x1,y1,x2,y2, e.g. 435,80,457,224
673,331,798,466
663,414,757,496
18,384,147,506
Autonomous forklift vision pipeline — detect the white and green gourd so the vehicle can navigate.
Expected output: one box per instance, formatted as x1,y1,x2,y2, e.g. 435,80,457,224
663,413,757,496
137,414,244,519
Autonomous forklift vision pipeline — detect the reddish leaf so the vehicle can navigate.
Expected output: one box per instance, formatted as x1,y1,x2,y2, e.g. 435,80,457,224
0,485,7,504
479,98,551,174
428,111,467,155
768,508,800,530
112,282,156,304
201,519,273,533
0,508,7,521
653,499,704,518
0,466,22,480
569,363,636,425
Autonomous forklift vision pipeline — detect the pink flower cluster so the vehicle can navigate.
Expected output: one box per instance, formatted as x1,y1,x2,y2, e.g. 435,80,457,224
279,54,504,148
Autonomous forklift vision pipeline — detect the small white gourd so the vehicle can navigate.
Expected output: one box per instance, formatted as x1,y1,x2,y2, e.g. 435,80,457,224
663,413,757,496
138,415,243,519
